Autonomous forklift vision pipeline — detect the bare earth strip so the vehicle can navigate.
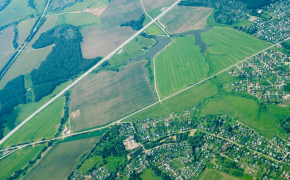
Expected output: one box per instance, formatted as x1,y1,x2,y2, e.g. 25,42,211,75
70,61,157,132
160,6,213,34
142,0,176,11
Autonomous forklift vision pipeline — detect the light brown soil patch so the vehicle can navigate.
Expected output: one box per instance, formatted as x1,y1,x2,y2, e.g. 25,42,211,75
142,0,176,11
85,6,107,16
189,129,197,136
70,109,80,119
70,61,157,132
160,6,213,34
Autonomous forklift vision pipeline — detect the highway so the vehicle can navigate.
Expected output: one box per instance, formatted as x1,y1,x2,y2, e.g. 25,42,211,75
0,0,181,146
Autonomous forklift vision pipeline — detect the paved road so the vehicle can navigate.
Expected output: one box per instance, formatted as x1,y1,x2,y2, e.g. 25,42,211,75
0,0,181,146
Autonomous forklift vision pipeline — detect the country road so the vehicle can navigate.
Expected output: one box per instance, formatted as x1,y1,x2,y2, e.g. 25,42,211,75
0,0,182,146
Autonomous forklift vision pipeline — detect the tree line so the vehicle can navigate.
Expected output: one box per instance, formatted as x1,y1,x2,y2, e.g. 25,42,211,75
120,14,145,31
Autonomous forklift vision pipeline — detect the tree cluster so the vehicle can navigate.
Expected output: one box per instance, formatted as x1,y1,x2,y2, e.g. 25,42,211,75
120,14,145,31
12,25,19,49
238,0,279,9
28,0,36,9
0,0,11,12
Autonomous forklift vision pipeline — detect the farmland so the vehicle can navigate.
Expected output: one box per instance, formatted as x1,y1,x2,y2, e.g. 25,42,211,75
201,27,270,75
145,24,165,35
199,169,241,180
0,26,14,70
0,145,45,180
17,18,37,46
70,61,157,132
2,98,65,147
155,35,209,98
23,136,101,180
160,6,213,34
141,168,162,180
123,80,218,122
0,45,53,89
142,0,176,11
54,12,101,28
56,0,109,13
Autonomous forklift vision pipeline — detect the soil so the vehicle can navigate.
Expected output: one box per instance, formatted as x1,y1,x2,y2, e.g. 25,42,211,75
70,109,80,119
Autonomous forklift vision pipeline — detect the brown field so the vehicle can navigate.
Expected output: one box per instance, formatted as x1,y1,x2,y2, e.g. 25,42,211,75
142,0,176,11
81,0,143,58
81,26,134,58
160,6,213,34
70,61,157,132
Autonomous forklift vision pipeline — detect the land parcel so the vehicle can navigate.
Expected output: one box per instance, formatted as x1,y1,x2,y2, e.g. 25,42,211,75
160,6,213,34
70,61,157,132
0,26,15,71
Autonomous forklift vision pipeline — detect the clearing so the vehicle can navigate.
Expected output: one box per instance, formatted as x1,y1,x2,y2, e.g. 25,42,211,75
23,136,101,180
17,18,37,46
155,35,209,98
199,169,241,180
70,61,157,132
160,6,213,34
0,145,45,180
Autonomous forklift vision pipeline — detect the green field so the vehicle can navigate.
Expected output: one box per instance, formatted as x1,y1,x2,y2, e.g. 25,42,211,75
0,0,46,28
0,145,44,180
55,12,101,28
17,18,37,46
123,80,217,122
141,168,163,180
56,0,109,13
146,24,165,35
199,169,241,180
70,61,157,132
0,45,53,89
3,98,65,147
23,136,101,180
201,27,270,75
155,35,208,98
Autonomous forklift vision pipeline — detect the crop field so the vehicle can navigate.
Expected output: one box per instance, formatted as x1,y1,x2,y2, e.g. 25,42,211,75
57,0,109,13
26,16,58,49
0,0,44,28
155,35,209,98
0,51,14,72
201,27,270,75
123,80,218,123
2,81,70,138
199,169,241,180
141,168,162,180
160,6,213,34
142,0,176,11
70,61,157,132
3,98,65,147
23,136,101,180
17,18,37,46
0,26,14,52
55,12,101,28
0,145,45,180
0,45,53,89
146,24,165,35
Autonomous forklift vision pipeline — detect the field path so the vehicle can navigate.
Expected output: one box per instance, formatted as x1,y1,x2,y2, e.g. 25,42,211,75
0,0,182,146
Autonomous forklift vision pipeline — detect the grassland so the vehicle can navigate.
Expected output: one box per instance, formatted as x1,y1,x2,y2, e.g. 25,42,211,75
0,45,53,89
0,0,45,28
141,168,162,180
155,35,209,98
17,18,37,46
123,80,218,122
160,6,213,34
56,0,109,13
0,51,14,72
142,0,176,11
55,12,101,28
70,61,157,132
23,136,101,180
2,98,65,147
0,145,44,180
199,169,241,180
201,27,270,75
0,26,14,52
146,24,165,35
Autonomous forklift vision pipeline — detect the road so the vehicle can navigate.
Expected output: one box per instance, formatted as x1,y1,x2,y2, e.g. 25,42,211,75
0,0,181,146
0,0,52,80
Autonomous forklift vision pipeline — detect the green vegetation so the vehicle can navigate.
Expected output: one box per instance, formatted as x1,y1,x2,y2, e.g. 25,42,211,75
238,0,279,9
155,35,208,98
123,80,218,122
202,27,270,76
12,25,19,49
79,155,103,174
17,18,37,46
199,169,241,180
146,24,165,35
57,0,109,13
0,145,44,180
2,97,65,147
23,136,101,180
55,12,101,28
121,14,145,31
141,168,162,180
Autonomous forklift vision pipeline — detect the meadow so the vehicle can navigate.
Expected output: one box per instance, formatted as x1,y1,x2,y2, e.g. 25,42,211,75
2,98,65,147
0,45,53,89
141,168,162,180
123,80,218,122
55,12,101,28
17,18,37,46
160,6,213,34
56,0,109,13
155,35,209,98
70,61,157,132
23,136,101,180
201,27,270,75
0,145,44,180
199,169,241,180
